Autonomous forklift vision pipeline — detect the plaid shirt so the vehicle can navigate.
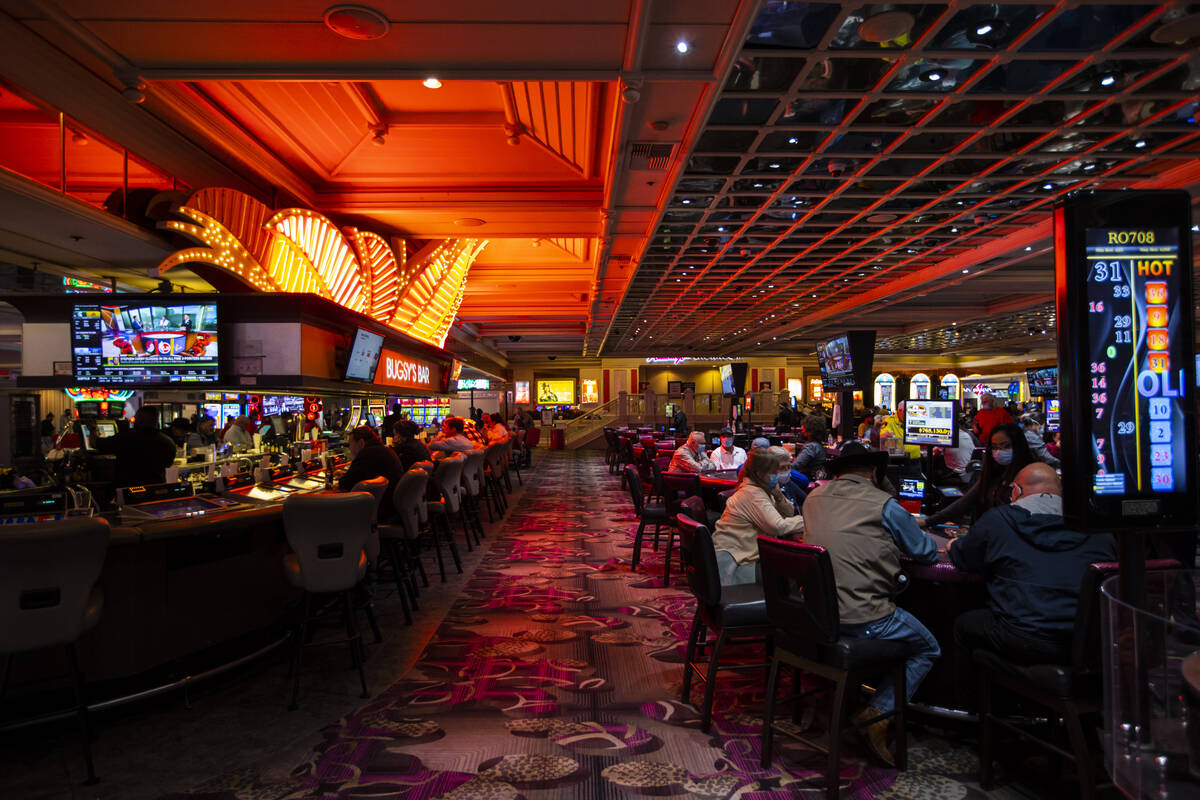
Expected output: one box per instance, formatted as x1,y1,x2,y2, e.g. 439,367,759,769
462,420,486,447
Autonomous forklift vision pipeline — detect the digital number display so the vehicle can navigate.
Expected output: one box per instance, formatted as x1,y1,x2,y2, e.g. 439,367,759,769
1084,227,1187,498
903,400,957,447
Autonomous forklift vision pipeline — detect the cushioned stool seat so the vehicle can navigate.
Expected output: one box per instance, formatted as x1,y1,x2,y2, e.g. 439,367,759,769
711,583,767,628
283,550,367,589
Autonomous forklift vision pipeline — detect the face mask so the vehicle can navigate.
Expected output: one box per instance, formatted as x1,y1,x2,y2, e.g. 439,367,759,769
992,448,1014,466
720,437,732,448
767,473,783,488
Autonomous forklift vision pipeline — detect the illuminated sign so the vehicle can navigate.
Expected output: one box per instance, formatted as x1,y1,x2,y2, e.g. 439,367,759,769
909,373,932,399
155,187,486,348
940,373,960,400
581,379,599,404
536,380,575,404
1056,190,1197,528
376,348,436,391
904,400,958,447
808,378,823,403
515,381,531,405
644,356,731,364
63,277,112,293
457,378,490,390
65,387,135,401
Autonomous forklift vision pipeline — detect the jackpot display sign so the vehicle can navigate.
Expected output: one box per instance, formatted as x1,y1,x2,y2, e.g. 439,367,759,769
1056,191,1197,527
1084,228,1187,497
903,400,957,447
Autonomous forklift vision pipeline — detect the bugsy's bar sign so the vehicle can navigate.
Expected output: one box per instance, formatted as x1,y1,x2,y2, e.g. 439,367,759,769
376,348,440,391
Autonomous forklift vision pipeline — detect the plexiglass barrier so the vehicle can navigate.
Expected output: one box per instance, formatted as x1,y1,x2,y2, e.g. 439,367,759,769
1101,570,1200,797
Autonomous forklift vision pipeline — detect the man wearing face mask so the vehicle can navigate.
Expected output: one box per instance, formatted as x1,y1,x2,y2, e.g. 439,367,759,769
802,442,940,766
712,446,803,585
668,430,716,474
709,427,746,470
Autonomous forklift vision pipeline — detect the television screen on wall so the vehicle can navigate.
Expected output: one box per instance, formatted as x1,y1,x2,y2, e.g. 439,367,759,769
71,301,219,385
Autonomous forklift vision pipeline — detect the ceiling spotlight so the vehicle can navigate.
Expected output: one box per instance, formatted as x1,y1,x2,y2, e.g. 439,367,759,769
531,238,541,247
681,198,691,204
920,69,943,83
787,136,798,145
324,4,391,40
1134,138,1147,148
962,268,970,274
423,77,442,89
371,126,387,146
1024,245,1033,251
967,18,1007,45
717,226,725,232
1099,71,1118,88
1042,182,1054,190
70,129,88,145
675,40,690,54
1083,162,1097,171
768,162,781,169
951,226,959,233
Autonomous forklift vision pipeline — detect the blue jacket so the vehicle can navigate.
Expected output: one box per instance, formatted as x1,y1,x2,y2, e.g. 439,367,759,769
949,503,1116,641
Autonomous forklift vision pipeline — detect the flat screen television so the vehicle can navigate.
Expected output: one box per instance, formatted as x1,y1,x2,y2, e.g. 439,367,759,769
344,328,384,382
262,395,305,416
720,363,748,396
815,330,876,391
1026,366,1058,396
71,301,219,385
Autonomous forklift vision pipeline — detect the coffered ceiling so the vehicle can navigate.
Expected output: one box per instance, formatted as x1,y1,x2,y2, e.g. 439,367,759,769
0,0,1196,368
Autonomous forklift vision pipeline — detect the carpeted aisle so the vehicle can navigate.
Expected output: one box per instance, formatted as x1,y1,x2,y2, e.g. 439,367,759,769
171,450,996,799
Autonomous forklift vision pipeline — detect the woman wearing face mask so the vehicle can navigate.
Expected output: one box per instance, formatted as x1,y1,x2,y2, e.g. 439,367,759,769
711,446,805,585
790,415,828,482
922,423,1034,527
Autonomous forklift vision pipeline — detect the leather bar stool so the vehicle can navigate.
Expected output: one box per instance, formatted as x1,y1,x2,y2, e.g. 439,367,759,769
483,443,508,516
350,476,393,639
502,437,521,487
460,448,489,536
377,468,429,617
282,492,376,710
675,512,769,733
428,454,470,563
0,517,110,785
623,465,668,572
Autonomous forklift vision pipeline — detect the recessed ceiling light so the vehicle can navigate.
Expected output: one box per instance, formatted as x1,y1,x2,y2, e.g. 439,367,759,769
675,40,690,54
1099,72,1117,87
1042,183,1054,190
1134,139,1147,148
921,69,943,82
962,268,970,274
1024,245,1033,251
769,162,781,169
681,199,691,204
423,77,442,89
324,4,390,40
951,226,959,233
787,136,798,145
717,226,725,232
453,217,485,227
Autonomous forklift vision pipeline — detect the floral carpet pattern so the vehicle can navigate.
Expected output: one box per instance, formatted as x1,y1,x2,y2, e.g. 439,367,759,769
175,451,994,799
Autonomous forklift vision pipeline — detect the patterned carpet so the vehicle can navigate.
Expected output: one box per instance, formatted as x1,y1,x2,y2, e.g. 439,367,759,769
171,450,998,799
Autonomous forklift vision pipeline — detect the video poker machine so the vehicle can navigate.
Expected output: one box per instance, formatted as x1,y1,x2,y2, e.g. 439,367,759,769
1055,190,1197,531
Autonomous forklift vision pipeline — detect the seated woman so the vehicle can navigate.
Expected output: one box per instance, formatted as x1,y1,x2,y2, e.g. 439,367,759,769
790,414,828,483
712,446,805,586
485,413,510,443
923,422,1034,526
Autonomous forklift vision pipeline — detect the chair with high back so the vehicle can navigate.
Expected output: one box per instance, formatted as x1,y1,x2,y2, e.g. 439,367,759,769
503,436,522,486
429,454,472,559
675,512,769,732
757,535,912,798
658,472,701,585
350,475,394,640
377,468,428,621
282,492,376,710
603,428,621,473
975,559,1179,799
483,443,508,516
0,518,110,785
460,448,489,534
618,435,637,488
523,427,541,466
623,465,668,572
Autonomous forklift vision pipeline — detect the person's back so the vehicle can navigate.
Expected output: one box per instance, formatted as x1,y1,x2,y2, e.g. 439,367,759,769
950,495,1115,643
339,433,404,520
974,404,1010,445
101,409,177,487
803,474,903,624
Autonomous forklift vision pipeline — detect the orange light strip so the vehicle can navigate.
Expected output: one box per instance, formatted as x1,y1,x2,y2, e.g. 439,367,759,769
154,187,486,351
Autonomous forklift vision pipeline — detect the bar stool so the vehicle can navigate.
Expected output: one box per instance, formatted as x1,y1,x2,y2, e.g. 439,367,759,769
502,437,521,486
523,427,540,466
378,468,429,618
460,448,489,534
623,465,667,572
429,454,472,560
483,443,508,516
0,517,110,785
282,492,375,710
350,476,393,639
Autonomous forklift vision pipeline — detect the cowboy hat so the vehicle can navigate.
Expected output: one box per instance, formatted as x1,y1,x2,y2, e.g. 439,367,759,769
827,441,889,477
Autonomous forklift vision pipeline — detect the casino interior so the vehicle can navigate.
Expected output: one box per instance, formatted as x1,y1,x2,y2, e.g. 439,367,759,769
0,2,1198,798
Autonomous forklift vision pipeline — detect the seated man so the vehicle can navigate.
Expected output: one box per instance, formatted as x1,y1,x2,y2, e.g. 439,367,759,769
708,427,746,470
391,419,431,470
802,442,940,766
949,463,1115,666
428,417,479,454
668,430,715,473
338,425,404,523
1020,415,1060,468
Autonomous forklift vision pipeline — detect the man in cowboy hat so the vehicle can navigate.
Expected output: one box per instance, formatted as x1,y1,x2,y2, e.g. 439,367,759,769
802,442,940,766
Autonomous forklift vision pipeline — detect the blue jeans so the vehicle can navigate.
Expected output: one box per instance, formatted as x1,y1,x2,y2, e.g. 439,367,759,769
839,607,940,714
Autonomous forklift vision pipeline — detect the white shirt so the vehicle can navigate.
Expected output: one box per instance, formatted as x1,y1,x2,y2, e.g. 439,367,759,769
943,430,975,474
709,444,747,470
223,425,252,447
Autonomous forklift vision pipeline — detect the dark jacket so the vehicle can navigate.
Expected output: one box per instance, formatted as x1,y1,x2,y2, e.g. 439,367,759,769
99,426,178,488
949,503,1116,641
393,438,431,471
338,440,404,522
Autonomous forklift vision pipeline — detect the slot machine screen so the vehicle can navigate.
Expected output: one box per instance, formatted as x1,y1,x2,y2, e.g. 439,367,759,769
71,301,219,384
899,477,925,500
95,419,117,438
1055,190,1197,528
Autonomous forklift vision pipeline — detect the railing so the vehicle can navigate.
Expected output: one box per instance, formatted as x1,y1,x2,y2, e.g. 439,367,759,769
562,397,621,445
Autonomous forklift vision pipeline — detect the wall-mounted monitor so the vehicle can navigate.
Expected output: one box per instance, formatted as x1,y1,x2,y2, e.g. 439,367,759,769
816,330,876,391
536,380,575,404
344,328,384,382
903,400,958,447
1055,190,1197,529
1026,366,1058,396
71,301,219,385
262,395,305,416
720,363,748,396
